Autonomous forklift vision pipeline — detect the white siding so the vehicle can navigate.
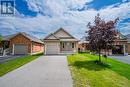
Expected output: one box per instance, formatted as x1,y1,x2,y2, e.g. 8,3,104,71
47,35,57,39
54,30,71,38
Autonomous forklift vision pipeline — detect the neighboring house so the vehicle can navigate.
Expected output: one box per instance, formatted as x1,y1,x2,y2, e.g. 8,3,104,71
0,32,44,55
127,42,130,55
0,43,2,48
126,34,130,54
111,33,128,55
44,28,79,55
79,32,129,55
78,36,89,52
128,42,130,55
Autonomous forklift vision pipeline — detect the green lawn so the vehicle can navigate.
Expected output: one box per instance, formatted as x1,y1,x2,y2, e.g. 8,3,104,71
0,53,43,76
68,53,130,87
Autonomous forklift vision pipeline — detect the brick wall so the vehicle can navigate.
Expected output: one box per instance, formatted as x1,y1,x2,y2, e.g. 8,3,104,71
128,43,130,54
78,43,89,52
0,43,2,48
9,33,44,54
32,42,44,53
10,34,32,53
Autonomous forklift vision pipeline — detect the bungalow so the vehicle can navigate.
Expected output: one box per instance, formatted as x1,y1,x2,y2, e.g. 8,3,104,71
44,28,79,55
79,32,129,55
0,32,44,55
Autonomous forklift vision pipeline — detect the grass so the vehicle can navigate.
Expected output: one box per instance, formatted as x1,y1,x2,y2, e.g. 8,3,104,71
68,53,130,87
0,53,43,76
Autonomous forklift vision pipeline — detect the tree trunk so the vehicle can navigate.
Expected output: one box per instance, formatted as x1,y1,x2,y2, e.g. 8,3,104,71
99,47,101,62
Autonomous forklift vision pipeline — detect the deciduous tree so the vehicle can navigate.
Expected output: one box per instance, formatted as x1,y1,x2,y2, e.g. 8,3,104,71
87,14,119,63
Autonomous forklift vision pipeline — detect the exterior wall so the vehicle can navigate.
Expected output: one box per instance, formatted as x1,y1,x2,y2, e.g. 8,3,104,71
10,34,44,54
47,35,57,39
10,34,32,54
113,40,128,45
44,40,78,54
113,40,128,54
78,43,89,52
75,42,78,53
54,30,71,38
0,43,2,48
128,43,130,54
60,41,78,53
32,42,44,53
79,40,128,55
101,49,112,55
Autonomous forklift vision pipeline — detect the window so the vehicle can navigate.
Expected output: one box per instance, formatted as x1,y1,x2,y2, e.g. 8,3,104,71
72,43,74,48
62,43,64,48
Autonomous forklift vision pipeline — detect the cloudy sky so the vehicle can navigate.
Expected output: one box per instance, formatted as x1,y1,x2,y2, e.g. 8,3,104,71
0,0,130,39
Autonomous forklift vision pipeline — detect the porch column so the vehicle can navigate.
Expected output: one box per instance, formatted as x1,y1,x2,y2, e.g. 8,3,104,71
44,44,46,55
123,44,126,55
30,43,33,55
12,44,14,55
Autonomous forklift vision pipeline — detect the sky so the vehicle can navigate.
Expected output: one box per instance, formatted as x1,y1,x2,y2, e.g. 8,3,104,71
0,0,130,40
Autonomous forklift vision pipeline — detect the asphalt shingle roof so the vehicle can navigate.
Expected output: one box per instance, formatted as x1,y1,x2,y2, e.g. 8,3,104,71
3,32,43,44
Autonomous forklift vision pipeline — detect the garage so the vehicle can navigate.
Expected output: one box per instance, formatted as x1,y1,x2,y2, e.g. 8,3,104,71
14,44,28,55
45,42,59,54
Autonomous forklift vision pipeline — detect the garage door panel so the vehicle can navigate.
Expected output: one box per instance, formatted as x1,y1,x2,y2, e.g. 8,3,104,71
46,42,59,54
14,44,28,54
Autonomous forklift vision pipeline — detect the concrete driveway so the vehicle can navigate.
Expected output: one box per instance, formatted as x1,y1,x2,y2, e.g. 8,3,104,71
109,55,130,64
0,56,73,87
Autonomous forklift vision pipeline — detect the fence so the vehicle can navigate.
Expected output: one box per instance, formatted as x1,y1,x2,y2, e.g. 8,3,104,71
0,48,3,54
3,48,11,56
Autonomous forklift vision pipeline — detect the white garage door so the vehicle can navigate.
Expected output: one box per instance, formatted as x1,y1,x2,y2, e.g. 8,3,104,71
14,44,28,54
46,42,59,54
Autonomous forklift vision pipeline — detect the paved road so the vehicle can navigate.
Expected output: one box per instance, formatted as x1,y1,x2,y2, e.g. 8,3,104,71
0,55,25,63
109,55,130,64
0,56,73,87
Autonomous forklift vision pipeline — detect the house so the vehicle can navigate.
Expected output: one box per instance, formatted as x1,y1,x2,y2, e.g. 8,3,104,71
128,42,130,54
78,36,89,52
79,32,129,55
44,28,79,55
126,34,130,54
111,33,128,55
0,32,44,55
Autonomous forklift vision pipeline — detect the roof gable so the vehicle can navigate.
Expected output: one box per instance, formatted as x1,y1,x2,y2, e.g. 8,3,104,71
53,28,75,39
3,32,43,44
44,28,78,42
44,33,59,40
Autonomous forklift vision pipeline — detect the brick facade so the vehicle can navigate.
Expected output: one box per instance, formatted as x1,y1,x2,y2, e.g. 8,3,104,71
0,43,2,48
78,43,89,52
10,34,32,53
10,34,44,54
128,43,130,54
32,42,44,53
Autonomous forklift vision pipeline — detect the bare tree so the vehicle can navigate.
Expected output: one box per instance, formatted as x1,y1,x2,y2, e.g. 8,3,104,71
87,14,119,63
